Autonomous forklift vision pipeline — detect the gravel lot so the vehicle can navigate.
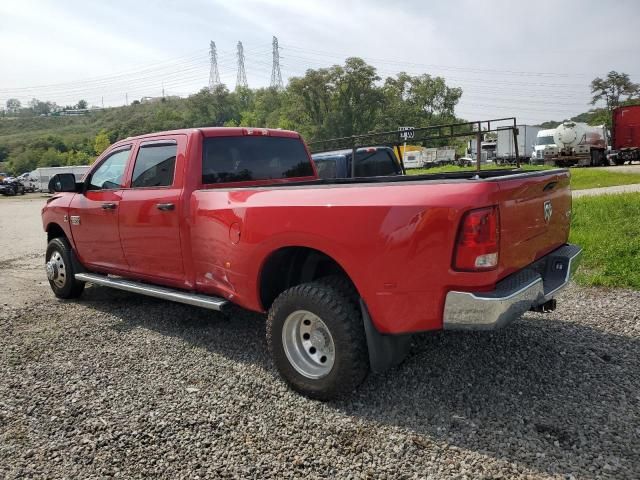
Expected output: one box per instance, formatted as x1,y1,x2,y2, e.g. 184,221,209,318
1,196,639,478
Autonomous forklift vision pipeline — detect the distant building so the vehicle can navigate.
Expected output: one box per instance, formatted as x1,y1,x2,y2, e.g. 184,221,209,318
140,95,180,104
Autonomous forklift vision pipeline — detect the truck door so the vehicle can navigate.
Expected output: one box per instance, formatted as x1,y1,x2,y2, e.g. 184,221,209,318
118,136,185,285
68,146,132,271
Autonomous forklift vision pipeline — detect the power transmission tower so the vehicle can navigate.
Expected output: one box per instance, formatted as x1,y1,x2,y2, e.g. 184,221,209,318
209,41,221,90
270,36,283,90
236,41,248,89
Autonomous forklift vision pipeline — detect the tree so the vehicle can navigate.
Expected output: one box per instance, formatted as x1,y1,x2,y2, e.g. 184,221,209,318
0,145,8,162
591,71,639,112
28,98,52,115
379,72,462,131
94,131,111,155
329,58,384,138
6,98,21,113
77,99,88,109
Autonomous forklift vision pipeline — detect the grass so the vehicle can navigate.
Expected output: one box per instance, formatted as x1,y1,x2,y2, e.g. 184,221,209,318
569,192,640,289
407,164,640,191
566,169,640,190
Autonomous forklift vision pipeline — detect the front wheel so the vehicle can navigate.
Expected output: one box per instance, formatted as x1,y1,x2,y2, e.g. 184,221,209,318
45,237,85,299
267,281,369,400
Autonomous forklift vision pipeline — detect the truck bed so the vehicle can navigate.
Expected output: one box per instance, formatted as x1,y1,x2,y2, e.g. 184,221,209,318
192,167,571,333
204,168,563,189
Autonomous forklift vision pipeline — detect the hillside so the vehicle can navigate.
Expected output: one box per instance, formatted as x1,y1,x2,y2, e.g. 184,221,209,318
0,58,465,174
537,99,640,129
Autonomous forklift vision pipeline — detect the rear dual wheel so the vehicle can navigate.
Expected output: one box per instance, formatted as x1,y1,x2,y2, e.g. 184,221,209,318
267,279,369,400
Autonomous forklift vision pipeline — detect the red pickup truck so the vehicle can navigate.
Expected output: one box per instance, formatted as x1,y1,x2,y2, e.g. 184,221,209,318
42,127,582,399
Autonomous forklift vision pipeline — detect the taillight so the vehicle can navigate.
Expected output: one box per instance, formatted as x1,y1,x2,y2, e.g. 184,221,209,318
243,128,269,136
453,206,499,271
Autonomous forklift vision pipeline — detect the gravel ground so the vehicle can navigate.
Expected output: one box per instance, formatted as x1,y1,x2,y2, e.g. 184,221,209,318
573,183,640,198
1,198,639,478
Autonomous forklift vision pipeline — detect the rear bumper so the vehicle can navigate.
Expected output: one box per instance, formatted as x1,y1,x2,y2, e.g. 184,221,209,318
443,243,582,331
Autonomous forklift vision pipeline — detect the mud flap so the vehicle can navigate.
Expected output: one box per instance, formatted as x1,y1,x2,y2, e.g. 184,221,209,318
360,298,412,373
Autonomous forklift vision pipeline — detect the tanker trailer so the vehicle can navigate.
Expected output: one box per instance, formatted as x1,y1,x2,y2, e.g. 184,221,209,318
543,121,608,167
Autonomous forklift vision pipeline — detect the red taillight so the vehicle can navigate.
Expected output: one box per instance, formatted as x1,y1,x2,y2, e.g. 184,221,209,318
453,206,500,271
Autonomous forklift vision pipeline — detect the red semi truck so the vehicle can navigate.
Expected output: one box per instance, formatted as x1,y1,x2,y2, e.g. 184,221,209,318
42,127,582,399
612,104,640,164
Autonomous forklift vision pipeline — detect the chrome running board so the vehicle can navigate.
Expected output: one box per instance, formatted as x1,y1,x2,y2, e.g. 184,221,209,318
75,273,229,311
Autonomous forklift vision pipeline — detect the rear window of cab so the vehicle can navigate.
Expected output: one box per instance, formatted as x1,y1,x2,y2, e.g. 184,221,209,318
202,136,314,184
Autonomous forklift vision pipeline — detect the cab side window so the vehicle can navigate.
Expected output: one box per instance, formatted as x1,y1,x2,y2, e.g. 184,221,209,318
88,148,131,190
131,143,177,188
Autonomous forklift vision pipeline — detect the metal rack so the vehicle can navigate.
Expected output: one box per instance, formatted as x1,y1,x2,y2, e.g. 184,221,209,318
308,117,521,177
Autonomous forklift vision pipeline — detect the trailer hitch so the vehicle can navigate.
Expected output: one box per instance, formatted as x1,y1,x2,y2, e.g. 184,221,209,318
530,299,557,313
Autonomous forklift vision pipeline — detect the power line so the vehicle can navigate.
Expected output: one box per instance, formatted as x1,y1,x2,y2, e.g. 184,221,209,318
279,43,640,79
236,41,248,89
270,36,283,90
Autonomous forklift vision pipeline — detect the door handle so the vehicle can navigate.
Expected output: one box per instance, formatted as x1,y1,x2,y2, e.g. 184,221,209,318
156,203,175,211
101,203,117,210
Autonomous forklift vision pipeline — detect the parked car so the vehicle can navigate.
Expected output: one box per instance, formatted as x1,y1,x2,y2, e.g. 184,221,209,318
0,178,26,196
17,172,37,192
43,127,582,400
311,146,402,179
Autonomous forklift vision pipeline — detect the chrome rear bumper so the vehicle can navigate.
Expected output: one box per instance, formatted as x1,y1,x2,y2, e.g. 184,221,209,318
443,244,582,330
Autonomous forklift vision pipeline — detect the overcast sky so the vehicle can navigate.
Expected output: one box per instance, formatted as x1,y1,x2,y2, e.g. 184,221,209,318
1,0,639,124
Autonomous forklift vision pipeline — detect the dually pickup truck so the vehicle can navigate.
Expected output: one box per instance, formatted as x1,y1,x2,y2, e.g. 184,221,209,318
43,127,582,399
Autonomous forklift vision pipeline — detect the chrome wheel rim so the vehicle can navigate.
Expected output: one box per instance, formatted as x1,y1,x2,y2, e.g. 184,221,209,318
46,251,66,288
282,310,335,379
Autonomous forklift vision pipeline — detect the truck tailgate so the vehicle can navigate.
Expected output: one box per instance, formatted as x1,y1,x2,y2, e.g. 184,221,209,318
494,170,571,277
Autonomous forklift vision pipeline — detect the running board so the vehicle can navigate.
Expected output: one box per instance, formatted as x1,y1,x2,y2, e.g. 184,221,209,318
75,273,229,311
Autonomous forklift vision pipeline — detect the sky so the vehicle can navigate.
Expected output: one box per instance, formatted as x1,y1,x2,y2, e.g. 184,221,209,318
1,0,639,124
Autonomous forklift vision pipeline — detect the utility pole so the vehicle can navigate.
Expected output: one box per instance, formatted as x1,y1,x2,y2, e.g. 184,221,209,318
209,40,221,91
125,93,128,106
101,96,104,108
236,41,248,89
270,36,283,90
162,83,165,99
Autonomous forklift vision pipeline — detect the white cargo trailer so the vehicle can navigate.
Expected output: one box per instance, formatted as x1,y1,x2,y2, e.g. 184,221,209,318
435,147,456,165
32,166,91,192
496,125,540,163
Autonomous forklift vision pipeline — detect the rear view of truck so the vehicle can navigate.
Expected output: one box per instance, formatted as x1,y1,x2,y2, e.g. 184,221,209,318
443,169,580,330
612,105,640,165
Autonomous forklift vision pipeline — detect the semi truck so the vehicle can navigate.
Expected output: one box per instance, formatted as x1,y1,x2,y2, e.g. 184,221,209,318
467,140,496,164
532,129,556,164
611,104,640,165
542,122,608,167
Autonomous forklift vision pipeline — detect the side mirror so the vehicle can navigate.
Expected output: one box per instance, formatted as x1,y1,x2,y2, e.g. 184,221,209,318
48,173,78,193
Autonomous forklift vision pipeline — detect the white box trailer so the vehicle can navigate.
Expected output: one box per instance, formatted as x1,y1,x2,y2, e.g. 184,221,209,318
496,125,541,162
403,150,424,169
435,147,456,165
423,148,438,166
402,146,455,168
32,166,91,192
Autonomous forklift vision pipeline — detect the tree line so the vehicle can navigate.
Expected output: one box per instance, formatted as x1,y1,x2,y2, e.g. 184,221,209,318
1,58,463,174
1,60,637,175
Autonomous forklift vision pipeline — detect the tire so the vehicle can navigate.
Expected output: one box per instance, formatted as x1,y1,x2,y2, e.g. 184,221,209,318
317,274,359,306
267,281,369,400
45,237,85,299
